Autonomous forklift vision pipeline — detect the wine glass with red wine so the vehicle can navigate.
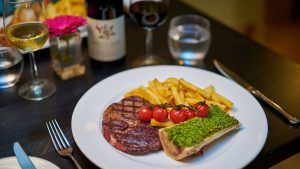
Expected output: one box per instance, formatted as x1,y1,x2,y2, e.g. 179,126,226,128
129,0,169,66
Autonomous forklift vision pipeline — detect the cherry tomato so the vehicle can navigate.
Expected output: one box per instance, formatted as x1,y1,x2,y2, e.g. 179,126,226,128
152,106,168,122
194,103,210,117
193,103,201,112
170,108,187,124
184,108,198,120
138,106,153,121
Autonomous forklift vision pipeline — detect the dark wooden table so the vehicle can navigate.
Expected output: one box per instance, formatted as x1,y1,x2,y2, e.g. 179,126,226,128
1,1,300,168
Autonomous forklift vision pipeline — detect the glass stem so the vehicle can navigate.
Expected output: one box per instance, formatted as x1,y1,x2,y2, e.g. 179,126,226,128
146,29,154,59
29,52,39,84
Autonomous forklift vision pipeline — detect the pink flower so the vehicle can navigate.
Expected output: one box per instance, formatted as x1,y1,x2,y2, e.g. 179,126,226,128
45,15,86,38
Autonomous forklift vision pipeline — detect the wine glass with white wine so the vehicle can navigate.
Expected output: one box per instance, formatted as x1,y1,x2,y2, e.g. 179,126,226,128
3,0,56,101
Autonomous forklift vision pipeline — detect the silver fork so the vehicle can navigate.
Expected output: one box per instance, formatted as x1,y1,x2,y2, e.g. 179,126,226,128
46,119,82,169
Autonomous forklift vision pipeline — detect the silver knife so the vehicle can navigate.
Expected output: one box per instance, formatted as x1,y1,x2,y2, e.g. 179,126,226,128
13,142,37,169
213,59,300,125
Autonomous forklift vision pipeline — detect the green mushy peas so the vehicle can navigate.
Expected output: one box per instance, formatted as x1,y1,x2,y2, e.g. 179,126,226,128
164,105,240,147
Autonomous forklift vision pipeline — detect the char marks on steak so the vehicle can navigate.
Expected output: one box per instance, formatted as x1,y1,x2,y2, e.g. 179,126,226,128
102,96,162,154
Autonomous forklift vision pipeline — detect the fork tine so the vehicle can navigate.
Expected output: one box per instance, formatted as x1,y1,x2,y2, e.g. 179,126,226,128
54,119,71,147
48,120,63,150
46,121,59,151
51,120,67,148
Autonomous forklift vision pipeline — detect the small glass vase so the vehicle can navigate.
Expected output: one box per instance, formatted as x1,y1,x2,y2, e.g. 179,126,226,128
50,32,85,80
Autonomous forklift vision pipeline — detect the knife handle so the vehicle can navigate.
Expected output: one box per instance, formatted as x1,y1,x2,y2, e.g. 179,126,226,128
250,89,300,125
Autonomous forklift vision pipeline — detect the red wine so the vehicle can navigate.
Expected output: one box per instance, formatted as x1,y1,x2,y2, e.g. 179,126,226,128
86,0,126,62
87,0,123,19
129,1,168,29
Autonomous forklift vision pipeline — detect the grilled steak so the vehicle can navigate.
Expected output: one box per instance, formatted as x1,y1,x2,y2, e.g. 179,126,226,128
102,96,162,154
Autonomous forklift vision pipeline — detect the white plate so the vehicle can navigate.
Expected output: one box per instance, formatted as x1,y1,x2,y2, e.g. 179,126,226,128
0,156,59,169
71,65,268,169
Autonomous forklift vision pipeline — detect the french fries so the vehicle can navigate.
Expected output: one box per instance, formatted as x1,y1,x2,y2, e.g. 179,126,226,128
124,78,234,111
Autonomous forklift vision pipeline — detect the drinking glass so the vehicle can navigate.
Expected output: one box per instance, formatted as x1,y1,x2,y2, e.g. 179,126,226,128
3,0,56,100
129,0,169,66
168,15,211,66
0,47,23,88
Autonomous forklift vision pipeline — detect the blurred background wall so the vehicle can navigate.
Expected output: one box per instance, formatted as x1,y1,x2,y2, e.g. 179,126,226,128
181,0,300,64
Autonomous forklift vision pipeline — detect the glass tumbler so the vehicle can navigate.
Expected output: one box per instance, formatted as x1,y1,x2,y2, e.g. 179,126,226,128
168,14,211,66
0,47,23,88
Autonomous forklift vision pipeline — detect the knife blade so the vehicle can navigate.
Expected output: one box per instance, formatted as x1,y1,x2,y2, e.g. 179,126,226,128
13,142,37,169
213,59,300,126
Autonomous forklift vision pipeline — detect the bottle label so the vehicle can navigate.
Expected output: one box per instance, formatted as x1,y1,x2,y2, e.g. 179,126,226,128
87,16,126,62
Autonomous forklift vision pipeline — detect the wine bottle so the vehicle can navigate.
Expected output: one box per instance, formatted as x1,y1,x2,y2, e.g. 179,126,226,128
86,0,126,62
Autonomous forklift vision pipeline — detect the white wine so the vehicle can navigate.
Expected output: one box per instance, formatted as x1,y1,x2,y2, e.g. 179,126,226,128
5,22,49,52
86,0,126,62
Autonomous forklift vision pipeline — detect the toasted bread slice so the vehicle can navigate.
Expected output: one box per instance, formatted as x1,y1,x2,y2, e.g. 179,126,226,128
159,124,240,160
